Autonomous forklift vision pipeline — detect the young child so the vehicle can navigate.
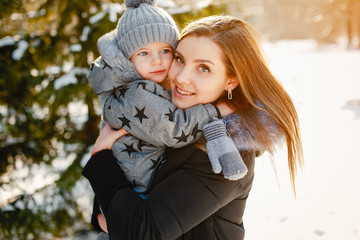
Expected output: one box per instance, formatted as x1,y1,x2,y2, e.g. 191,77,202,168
88,0,248,197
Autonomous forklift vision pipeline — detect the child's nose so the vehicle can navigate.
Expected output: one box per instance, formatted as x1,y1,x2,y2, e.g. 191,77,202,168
152,55,162,65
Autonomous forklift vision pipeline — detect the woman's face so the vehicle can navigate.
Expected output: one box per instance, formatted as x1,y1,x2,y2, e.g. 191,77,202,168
168,36,230,109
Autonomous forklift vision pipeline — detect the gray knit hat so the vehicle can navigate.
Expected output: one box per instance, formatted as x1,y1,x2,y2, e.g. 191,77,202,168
115,0,179,58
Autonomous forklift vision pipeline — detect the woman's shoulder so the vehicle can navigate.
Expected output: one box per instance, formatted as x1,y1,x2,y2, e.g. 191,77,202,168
147,145,207,193
162,145,206,173
164,145,255,191
164,145,255,174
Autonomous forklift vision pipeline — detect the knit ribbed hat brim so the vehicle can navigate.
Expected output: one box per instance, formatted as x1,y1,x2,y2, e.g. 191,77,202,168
117,23,179,58
116,1,179,58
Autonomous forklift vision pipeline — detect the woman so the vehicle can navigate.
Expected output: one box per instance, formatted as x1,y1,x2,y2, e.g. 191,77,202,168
83,15,303,239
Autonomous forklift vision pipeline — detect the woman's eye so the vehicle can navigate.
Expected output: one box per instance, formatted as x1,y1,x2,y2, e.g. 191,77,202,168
175,56,184,64
199,65,210,72
139,51,148,56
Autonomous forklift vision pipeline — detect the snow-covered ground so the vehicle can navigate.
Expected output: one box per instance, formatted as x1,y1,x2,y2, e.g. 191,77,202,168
244,40,360,240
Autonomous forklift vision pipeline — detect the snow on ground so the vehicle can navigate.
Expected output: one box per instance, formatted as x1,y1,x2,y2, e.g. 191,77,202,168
244,40,360,240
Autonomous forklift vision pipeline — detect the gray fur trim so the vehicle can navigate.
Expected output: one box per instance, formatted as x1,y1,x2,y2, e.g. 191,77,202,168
97,31,120,67
97,30,142,83
223,106,285,152
125,0,158,8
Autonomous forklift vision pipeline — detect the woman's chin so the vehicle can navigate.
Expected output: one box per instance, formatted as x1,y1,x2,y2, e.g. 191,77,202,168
172,98,194,110
171,91,197,110
173,102,188,110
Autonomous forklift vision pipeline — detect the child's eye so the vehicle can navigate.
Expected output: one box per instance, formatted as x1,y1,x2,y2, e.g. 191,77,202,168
199,65,210,73
138,51,148,56
175,56,184,64
161,49,172,54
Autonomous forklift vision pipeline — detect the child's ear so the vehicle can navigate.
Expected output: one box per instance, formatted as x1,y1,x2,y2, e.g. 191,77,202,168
225,77,239,91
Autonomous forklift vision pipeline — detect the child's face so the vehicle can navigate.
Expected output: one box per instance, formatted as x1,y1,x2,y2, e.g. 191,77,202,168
130,42,173,83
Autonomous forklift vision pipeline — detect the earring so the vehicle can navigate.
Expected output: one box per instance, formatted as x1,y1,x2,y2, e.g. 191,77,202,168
228,87,232,100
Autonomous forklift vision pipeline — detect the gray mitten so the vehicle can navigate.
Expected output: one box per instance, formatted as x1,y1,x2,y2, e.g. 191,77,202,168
203,120,248,180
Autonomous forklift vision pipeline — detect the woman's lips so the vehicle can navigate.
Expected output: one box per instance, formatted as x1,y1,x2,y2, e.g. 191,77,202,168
175,86,195,96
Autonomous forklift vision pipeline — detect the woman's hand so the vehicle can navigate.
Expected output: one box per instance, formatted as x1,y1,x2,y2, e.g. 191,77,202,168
97,213,108,233
91,124,129,155
216,102,235,117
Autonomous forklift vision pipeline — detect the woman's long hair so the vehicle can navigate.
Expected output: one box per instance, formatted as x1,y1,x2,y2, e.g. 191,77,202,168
181,15,304,193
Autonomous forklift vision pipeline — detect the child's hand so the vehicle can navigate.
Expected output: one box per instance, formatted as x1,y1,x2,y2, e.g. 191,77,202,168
203,120,248,180
91,124,129,155
97,213,108,233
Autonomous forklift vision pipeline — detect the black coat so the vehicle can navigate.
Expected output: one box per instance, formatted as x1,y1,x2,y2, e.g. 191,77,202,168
82,145,255,240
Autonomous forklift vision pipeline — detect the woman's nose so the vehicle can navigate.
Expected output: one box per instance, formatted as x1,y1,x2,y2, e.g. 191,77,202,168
176,67,191,85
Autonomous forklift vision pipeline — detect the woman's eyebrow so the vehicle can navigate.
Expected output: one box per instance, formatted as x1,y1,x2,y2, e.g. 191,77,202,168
174,50,184,57
194,59,215,65
175,50,215,65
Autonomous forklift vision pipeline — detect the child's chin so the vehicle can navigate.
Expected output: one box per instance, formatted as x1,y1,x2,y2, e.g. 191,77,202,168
150,78,165,84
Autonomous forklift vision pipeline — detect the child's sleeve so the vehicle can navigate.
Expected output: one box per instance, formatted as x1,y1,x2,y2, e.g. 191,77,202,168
103,80,220,148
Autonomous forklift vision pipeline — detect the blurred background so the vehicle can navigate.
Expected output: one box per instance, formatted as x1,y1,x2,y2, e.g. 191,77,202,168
1,0,359,239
